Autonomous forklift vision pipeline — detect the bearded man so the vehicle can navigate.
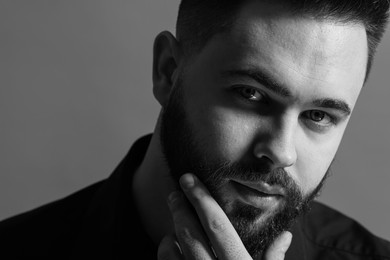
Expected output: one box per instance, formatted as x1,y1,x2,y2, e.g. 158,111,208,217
1,0,390,259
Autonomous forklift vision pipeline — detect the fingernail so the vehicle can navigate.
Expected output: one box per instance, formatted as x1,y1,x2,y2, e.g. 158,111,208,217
180,173,195,191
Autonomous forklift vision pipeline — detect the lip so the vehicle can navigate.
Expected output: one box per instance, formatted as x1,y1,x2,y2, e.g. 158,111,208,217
232,179,285,197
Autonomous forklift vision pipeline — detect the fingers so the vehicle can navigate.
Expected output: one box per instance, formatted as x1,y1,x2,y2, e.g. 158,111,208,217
263,231,292,260
158,234,183,260
167,173,292,260
179,173,252,260
167,191,216,259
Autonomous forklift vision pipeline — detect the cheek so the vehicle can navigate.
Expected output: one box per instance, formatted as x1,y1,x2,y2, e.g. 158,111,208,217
295,131,343,194
189,104,256,162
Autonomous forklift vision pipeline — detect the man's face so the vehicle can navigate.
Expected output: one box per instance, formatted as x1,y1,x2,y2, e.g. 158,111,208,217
160,2,367,258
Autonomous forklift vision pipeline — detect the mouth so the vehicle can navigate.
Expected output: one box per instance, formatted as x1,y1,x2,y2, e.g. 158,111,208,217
233,179,285,197
230,179,284,209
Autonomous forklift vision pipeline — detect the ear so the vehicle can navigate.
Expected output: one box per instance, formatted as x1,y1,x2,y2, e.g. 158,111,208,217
152,31,181,107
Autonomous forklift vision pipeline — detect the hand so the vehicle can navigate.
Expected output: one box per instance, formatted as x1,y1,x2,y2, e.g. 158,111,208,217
157,173,292,260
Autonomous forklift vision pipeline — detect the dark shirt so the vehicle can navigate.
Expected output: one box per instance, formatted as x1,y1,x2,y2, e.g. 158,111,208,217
0,134,389,259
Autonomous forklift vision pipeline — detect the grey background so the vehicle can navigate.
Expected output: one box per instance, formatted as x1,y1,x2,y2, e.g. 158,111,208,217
1,1,389,240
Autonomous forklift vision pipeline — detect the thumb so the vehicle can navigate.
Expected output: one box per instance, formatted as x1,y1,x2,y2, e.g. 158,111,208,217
263,231,292,260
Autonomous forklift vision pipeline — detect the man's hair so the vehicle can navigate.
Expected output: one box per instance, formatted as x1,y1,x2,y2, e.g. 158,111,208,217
176,0,390,79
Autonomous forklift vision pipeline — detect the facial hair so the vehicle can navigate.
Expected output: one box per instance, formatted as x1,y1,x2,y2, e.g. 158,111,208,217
159,77,330,258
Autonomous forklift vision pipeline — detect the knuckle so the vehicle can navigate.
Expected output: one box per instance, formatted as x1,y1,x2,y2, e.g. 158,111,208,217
207,217,226,234
176,226,193,241
191,187,207,203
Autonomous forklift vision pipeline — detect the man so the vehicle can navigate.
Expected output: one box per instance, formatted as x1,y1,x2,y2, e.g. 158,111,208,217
1,0,390,259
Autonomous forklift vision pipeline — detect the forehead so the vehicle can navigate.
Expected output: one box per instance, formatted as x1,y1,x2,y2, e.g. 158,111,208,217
234,1,367,64
185,1,368,109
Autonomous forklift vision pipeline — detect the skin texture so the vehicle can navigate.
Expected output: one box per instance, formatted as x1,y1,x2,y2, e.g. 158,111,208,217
132,1,368,259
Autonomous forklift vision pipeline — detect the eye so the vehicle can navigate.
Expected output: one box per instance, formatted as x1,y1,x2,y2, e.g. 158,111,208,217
302,110,336,129
308,110,326,122
236,86,263,102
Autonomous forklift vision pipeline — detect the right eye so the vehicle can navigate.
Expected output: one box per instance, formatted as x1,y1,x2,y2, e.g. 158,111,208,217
235,86,264,102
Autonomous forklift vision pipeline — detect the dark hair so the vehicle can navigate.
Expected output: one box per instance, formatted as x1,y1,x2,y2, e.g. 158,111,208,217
176,0,390,79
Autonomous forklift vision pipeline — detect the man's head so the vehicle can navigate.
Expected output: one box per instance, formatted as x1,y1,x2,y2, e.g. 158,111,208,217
152,0,389,258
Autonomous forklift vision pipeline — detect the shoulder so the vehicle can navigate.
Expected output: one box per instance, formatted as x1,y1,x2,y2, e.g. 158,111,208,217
300,201,390,259
0,180,105,257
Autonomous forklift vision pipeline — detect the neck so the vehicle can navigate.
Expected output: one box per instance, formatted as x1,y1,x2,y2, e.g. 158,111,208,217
131,116,176,245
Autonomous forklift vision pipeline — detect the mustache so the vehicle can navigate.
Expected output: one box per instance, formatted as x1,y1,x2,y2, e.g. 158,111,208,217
202,159,302,195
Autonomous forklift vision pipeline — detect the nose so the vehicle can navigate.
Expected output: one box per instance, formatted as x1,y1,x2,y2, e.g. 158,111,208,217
253,118,297,169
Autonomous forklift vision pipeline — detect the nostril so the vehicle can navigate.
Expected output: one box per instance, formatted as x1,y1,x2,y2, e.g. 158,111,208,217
253,141,297,168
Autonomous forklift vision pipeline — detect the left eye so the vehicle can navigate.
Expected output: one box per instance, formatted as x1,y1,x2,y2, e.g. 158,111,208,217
307,110,326,122
237,87,263,102
302,110,335,125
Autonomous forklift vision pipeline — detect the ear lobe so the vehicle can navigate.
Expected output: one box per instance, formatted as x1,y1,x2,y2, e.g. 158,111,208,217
152,31,181,107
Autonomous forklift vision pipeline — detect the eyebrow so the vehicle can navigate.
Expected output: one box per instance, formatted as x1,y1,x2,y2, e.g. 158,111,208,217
312,98,351,115
222,68,352,116
223,69,292,98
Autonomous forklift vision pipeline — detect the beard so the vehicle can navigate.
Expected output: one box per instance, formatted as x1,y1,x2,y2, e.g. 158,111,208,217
159,77,330,259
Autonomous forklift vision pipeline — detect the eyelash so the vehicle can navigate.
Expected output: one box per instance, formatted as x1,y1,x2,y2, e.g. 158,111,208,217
233,85,339,130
